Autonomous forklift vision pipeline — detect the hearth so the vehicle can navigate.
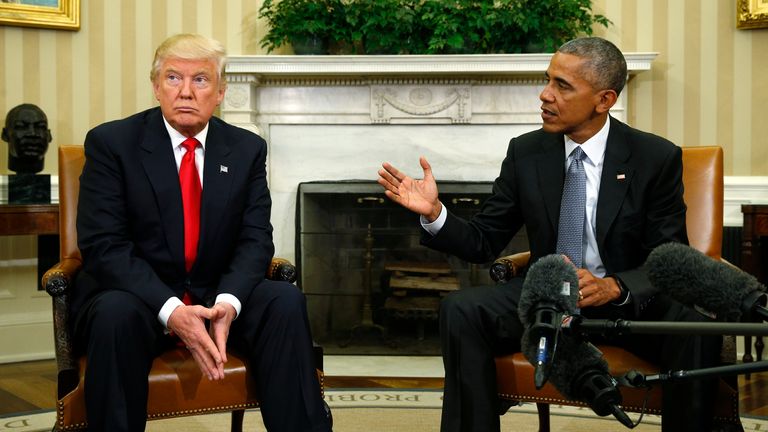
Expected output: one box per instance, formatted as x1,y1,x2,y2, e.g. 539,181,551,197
297,180,527,354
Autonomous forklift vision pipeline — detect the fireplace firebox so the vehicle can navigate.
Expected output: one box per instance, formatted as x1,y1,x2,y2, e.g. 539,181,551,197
297,180,528,354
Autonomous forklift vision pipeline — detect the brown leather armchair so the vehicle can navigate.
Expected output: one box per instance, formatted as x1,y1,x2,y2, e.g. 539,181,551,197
490,146,742,430
43,145,322,431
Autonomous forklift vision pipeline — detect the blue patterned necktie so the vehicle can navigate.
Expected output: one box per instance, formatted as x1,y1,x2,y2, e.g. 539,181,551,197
556,146,587,268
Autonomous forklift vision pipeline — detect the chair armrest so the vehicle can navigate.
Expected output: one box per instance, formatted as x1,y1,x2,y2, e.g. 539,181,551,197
43,257,82,297
42,258,83,397
489,252,531,284
267,257,297,283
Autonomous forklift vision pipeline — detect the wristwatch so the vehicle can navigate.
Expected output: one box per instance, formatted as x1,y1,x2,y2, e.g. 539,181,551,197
611,276,631,305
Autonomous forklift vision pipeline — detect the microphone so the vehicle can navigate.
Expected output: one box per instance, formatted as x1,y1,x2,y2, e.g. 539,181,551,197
519,254,634,427
545,333,634,428
518,254,579,388
646,242,768,322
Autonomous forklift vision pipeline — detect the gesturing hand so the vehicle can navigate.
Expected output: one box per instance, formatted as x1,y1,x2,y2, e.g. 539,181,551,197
377,156,442,221
167,304,225,381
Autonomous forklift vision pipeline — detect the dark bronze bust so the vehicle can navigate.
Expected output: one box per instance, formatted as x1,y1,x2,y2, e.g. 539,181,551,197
2,103,52,174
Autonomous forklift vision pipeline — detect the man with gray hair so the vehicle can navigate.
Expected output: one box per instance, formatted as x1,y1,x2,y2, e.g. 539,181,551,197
73,33,331,431
378,37,725,431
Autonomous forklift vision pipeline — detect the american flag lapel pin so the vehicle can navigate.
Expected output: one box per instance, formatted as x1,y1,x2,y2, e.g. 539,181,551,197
220,165,229,173
616,172,626,181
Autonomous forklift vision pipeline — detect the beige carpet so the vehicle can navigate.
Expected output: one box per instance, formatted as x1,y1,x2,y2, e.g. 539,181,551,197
144,406,663,432
5,390,766,431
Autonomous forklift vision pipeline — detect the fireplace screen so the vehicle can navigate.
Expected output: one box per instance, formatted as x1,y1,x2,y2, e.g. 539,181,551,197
297,181,527,354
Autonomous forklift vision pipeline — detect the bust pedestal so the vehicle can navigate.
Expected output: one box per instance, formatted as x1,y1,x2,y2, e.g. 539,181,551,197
8,174,51,204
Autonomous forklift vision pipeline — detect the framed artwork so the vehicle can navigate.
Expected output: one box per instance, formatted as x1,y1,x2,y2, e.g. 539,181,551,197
737,0,768,29
0,0,79,30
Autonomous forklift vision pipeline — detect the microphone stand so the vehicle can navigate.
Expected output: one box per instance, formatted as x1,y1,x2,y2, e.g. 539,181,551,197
561,314,768,338
561,314,768,386
622,360,768,387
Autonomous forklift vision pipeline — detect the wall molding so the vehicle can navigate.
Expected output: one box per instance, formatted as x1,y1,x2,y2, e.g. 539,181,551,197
0,258,37,268
0,310,49,327
724,176,768,226
0,310,54,363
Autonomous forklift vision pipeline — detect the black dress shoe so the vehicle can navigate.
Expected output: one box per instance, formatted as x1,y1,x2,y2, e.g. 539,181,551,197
497,399,519,415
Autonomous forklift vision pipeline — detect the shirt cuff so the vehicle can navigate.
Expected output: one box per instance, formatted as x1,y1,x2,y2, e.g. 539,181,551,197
216,293,241,319
420,203,447,236
158,296,185,329
157,293,242,330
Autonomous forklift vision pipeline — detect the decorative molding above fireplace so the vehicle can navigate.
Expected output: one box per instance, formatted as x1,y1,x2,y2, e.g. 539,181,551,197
225,53,658,77
221,53,676,262
221,53,657,133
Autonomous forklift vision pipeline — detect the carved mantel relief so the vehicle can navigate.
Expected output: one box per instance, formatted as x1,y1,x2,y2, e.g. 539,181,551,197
371,84,471,124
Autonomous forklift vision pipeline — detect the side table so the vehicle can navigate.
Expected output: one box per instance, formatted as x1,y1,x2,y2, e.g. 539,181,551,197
0,204,59,286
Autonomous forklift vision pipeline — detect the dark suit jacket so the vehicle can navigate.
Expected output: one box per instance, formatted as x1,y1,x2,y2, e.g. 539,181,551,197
73,107,275,318
424,116,688,317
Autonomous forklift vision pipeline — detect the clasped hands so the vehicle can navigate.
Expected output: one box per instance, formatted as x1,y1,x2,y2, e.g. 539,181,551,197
378,157,623,308
167,302,236,381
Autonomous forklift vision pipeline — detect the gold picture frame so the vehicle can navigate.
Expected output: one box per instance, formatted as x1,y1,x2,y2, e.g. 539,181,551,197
0,0,79,31
737,0,768,29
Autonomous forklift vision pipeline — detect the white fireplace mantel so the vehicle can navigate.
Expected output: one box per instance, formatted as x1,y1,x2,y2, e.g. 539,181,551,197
221,53,766,261
226,53,658,77
220,53,660,261
222,53,657,132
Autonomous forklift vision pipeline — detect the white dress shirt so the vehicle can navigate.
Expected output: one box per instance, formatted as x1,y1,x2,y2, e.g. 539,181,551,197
156,118,241,329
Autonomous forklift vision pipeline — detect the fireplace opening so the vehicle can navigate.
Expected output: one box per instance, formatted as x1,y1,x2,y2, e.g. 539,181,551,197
297,180,528,355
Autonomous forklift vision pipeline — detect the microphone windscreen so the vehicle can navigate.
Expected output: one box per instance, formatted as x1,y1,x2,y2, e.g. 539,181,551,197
647,242,766,321
545,335,609,400
518,254,579,326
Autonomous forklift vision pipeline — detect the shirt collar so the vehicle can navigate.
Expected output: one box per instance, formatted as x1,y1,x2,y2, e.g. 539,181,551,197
161,116,209,151
563,117,610,166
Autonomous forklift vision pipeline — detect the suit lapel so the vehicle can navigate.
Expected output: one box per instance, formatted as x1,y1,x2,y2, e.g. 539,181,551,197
198,120,234,261
596,118,633,250
140,109,186,268
536,134,566,235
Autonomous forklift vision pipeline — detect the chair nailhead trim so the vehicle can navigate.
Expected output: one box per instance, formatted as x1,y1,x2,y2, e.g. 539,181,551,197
146,403,260,419
56,401,260,430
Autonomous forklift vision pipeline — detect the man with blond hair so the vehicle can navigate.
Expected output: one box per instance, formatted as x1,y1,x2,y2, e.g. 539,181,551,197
73,33,331,431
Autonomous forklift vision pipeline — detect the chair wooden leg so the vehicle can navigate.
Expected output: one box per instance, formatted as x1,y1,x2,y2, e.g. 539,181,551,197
536,402,551,432
231,409,245,432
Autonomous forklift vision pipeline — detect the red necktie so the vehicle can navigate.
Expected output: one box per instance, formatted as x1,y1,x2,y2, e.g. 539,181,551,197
180,137,202,276
179,138,201,306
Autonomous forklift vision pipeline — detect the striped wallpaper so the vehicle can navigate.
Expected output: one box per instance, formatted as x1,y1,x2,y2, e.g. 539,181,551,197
594,0,768,177
0,0,766,176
